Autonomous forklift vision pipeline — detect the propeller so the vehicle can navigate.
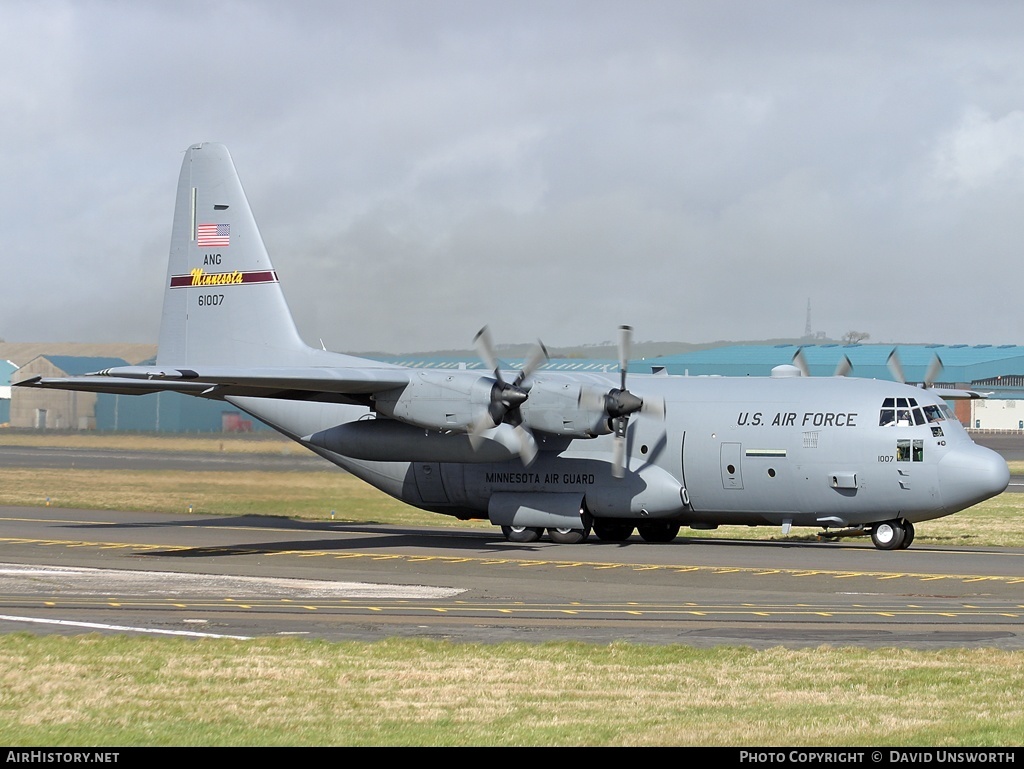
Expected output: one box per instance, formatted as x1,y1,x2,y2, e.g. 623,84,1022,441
792,347,851,377
834,355,852,377
606,325,666,478
887,348,943,388
792,347,810,377
887,348,905,384
469,326,548,463
924,354,943,388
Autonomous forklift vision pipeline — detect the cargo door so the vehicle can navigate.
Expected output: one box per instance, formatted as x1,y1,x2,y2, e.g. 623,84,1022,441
413,462,449,504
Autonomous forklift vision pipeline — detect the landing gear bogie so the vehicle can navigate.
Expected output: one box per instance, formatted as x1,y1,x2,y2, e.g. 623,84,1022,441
547,526,591,544
899,521,915,549
593,521,635,542
501,525,544,543
870,519,913,551
637,521,681,543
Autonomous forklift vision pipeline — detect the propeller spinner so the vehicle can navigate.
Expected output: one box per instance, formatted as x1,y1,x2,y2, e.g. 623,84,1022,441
469,326,549,464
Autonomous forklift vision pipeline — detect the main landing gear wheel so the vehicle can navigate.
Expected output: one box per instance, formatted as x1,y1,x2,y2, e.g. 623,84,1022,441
870,519,907,551
501,525,543,543
593,521,635,542
547,526,591,544
899,521,915,550
637,521,681,543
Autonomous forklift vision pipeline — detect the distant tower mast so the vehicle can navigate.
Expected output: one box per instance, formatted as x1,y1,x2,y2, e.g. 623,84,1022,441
804,299,813,338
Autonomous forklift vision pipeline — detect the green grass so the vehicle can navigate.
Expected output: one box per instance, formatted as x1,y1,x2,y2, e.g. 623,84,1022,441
0,429,306,455
0,636,1021,747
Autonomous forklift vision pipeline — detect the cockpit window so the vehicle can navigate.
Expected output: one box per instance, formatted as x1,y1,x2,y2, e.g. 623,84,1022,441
880,399,947,427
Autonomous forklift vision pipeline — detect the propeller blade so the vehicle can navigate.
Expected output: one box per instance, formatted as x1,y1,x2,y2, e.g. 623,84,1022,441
468,409,497,447
473,326,500,378
924,354,943,388
834,355,852,377
642,394,666,418
611,432,626,478
474,422,537,465
513,424,539,466
514,339,549,386
792,347,810,377
887,349,905,384
618,325,632,374
577,384,605,411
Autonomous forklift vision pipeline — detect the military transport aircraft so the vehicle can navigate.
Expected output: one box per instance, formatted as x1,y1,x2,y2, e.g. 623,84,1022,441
17,143,1010,549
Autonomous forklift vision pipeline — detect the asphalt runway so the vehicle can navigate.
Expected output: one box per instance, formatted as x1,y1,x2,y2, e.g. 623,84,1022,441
1,503,1022,649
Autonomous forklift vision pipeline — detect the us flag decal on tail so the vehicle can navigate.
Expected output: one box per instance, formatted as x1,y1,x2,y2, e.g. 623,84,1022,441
197,223,230,247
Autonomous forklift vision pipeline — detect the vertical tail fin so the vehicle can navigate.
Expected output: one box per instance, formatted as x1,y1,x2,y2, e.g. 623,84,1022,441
156,143,315,367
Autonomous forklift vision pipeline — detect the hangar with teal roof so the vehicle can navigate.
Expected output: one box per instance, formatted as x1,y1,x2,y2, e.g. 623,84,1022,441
637,343,1024,382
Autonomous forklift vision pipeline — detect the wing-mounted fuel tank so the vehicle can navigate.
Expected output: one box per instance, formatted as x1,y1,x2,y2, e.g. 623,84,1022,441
304,417,524,463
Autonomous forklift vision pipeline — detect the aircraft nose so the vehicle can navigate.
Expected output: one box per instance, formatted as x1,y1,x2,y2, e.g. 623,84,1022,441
938,443,1009,513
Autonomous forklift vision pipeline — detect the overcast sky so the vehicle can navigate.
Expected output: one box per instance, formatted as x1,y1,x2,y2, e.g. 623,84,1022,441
4,1,1024,354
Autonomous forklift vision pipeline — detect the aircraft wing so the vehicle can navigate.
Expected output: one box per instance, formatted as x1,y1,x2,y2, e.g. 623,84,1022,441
932,387,989,400
15,365,413,402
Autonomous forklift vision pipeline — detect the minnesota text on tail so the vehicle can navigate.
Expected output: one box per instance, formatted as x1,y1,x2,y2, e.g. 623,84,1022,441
17,143,1009,548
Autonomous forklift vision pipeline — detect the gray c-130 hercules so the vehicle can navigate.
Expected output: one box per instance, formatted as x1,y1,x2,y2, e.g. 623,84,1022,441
18,142,1010,549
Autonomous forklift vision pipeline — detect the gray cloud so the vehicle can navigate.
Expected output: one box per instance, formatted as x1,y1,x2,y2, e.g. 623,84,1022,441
4,1,1024,353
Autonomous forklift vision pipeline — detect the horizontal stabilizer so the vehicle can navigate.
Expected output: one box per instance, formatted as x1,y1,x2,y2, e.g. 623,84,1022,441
13,376,215,396
16,363,413,402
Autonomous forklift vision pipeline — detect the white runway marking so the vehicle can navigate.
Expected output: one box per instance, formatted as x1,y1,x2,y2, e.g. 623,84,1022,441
0,613,253,639
0,562,466,598
0,562,466,639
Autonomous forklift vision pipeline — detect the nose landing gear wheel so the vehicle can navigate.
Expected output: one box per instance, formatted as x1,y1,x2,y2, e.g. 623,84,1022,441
501,525,543,543
870,519,907,550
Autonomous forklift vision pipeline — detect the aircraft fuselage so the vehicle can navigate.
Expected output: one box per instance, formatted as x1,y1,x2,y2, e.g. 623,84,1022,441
230,370,1008,542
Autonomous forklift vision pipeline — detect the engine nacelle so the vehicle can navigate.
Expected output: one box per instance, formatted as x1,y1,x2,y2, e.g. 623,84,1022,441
373,370,494,432
519,380,612,438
